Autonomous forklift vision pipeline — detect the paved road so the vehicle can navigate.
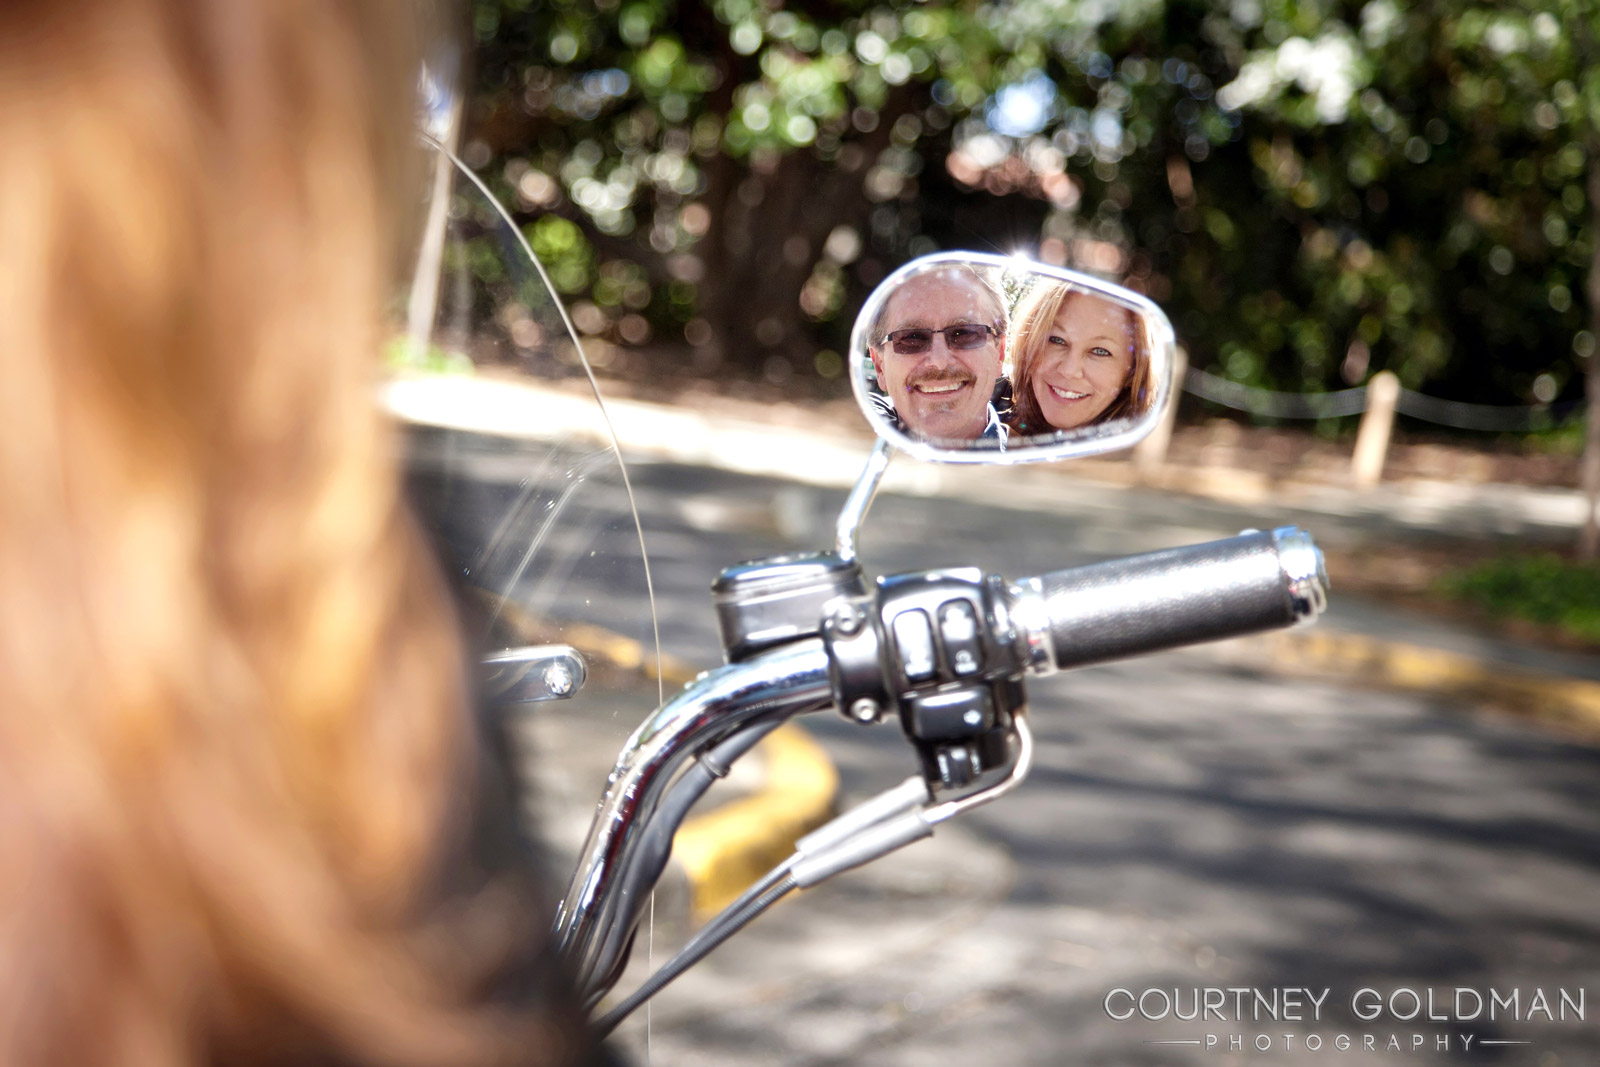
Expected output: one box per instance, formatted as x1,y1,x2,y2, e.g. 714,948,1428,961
408,428,1600,1067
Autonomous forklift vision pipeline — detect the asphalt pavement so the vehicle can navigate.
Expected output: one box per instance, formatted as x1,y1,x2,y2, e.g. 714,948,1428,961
399,377,1600,1067
598,457,1600,1067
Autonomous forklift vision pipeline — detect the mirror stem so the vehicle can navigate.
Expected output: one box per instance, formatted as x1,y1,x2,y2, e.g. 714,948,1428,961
836,438,892,564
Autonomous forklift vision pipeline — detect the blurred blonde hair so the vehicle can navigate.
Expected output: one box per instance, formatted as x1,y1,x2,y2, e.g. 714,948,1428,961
1006,281,1152,435
0,2,581,1064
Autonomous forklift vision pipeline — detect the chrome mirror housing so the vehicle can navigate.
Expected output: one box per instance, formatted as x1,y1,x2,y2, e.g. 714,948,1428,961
849,252,1177,464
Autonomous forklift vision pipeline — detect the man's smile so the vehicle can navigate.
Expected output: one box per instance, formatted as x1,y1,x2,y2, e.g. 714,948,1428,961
911,379,971,396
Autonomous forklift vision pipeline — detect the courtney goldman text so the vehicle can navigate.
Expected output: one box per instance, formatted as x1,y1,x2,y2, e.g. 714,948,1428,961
1103,986,1584,1053
1102,986,1584,1024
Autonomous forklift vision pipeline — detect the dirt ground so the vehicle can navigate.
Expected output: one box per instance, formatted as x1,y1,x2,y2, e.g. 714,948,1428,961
584,343,1582,489
1161,418,1580,490
575,352,1597,652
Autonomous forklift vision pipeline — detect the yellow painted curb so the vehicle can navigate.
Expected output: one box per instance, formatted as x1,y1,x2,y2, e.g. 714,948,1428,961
478,589,842,917
1233,628,1600,734
670,721,839,918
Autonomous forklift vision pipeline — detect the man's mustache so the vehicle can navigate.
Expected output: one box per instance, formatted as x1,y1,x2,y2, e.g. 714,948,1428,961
905,368,973,390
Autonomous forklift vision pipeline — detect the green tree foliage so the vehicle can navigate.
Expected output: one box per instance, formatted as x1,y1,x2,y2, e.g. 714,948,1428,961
466,0,1600,409
1441,553,1600,642
1202,0,1600,406
469,0,1012,379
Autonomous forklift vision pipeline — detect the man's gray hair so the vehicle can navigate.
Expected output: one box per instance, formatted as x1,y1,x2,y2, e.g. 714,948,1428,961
867,261,1008,350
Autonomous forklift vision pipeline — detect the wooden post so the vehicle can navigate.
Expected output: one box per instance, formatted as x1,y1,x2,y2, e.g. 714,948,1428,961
1134,346,1187,476
1351,370,1400,490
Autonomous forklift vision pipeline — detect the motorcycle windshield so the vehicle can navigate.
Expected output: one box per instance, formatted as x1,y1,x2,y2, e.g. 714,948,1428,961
388,140,663,863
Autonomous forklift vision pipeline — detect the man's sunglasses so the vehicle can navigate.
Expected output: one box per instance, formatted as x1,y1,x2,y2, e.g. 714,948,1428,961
881,323,997,356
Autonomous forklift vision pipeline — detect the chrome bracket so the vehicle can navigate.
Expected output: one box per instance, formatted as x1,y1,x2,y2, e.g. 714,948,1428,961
836,438,892,564
481,645,587,703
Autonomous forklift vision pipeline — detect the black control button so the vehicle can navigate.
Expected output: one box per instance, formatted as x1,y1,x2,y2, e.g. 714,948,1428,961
938,599,983,676
907,687,994,740
936,744,978,788
891,608,937,682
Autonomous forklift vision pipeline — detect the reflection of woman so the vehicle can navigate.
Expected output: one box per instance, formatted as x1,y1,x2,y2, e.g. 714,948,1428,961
0,3,585,1065
1005,281,1151,436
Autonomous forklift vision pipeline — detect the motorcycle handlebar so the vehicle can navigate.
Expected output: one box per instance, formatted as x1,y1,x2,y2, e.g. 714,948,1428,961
1010,527,1328,674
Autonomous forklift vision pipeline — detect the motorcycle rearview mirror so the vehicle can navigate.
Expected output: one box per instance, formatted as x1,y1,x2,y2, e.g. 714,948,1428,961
849,252,1177,465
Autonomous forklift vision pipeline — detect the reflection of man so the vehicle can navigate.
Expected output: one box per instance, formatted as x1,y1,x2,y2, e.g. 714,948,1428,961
868,266,1008,442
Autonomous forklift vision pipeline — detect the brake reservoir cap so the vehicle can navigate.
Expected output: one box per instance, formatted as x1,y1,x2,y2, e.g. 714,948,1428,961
712,551,867,662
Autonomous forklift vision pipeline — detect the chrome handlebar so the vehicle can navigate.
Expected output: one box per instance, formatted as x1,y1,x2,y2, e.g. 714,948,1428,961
554,526,1328,1006
554,638,834,999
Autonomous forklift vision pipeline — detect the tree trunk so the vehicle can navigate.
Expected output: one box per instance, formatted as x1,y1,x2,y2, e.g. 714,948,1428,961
697,84,924,375
1581,150,1600,559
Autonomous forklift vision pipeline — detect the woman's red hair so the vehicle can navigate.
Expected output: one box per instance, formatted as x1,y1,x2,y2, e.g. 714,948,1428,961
0,2,580,1064
1005,281,1153,436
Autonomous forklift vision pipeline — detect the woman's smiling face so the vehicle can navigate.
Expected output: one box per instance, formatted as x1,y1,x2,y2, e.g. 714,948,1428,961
1030,293,1134,430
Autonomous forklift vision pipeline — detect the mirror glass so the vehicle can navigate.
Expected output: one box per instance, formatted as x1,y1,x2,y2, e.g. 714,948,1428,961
849,253,1176,463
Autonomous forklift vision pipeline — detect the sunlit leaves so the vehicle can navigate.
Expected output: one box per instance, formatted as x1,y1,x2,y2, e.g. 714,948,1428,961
1217,25,1368,124
1195,0,1600,403
526,216,592,293
471,0,1021,363
467,0,1600,401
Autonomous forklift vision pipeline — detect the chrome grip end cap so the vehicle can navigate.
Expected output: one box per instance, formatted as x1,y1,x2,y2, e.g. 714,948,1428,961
1006,575,1058,677
1272,526,1329,624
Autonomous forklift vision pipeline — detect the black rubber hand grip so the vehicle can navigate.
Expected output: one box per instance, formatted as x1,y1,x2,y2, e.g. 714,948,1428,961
1019,526,1327,672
